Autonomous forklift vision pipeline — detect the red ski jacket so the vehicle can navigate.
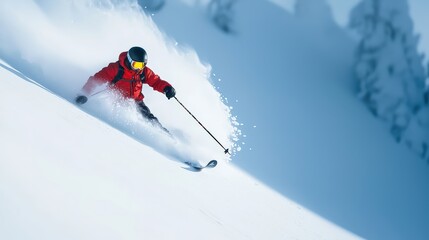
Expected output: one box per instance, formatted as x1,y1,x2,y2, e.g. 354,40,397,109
82,52,171,101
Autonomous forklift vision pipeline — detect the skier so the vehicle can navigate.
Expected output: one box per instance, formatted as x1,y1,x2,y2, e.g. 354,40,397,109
75,46,176,130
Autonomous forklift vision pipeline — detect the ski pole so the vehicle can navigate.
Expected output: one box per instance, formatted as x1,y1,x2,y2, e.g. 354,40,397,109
90,87,109,97
75,87,108,105
174,96,230,155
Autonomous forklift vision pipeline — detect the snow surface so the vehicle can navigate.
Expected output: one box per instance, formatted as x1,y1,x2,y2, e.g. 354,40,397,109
0,59,359,239
1,0,429,239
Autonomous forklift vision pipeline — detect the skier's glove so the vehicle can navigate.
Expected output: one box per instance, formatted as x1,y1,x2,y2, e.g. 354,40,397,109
75,95,88,105
164,86,176,100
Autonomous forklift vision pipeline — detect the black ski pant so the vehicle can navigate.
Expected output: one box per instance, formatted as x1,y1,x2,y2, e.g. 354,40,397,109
137,101,159,122
136,101,169,133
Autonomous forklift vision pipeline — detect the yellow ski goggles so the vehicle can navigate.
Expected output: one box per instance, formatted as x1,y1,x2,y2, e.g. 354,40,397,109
127,52,146,70
131,61,145,70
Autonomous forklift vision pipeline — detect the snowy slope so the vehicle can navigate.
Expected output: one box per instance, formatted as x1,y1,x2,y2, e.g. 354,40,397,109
0,60,359,240
1,0,429,239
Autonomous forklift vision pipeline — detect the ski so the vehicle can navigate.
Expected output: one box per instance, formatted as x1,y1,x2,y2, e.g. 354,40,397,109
183,160,217,171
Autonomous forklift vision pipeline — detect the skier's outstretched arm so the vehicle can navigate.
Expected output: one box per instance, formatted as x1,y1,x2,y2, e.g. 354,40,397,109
75,63,118,105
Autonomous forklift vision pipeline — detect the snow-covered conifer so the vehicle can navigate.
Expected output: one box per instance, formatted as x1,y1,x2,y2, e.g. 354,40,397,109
350,0,428,159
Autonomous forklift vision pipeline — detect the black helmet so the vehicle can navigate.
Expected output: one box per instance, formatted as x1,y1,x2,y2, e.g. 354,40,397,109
127,46,148,70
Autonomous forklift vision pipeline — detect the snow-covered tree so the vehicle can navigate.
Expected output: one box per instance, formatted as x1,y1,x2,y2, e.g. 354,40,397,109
350,0,429,159
207,0,237,33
